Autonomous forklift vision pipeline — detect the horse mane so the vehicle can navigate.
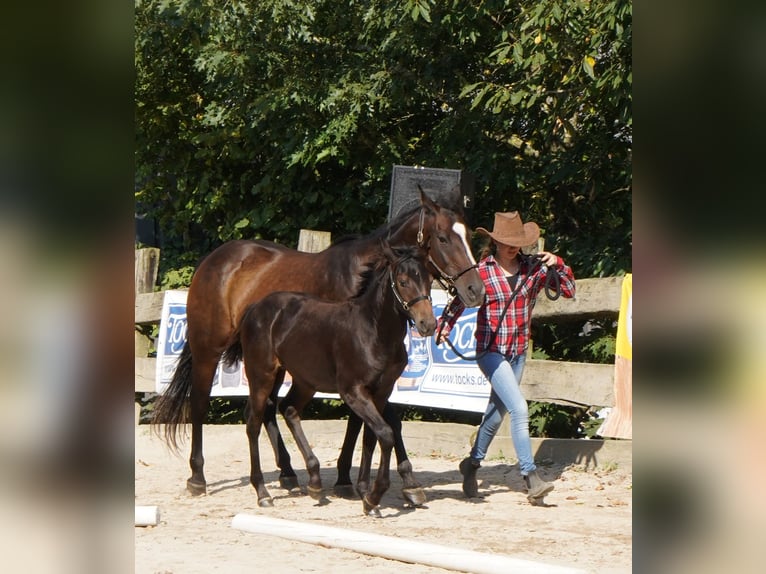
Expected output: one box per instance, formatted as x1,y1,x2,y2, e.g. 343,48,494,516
351,243,421,300
331,233,362,245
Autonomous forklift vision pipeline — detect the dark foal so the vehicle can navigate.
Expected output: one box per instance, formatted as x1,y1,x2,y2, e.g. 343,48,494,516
223,243,436,516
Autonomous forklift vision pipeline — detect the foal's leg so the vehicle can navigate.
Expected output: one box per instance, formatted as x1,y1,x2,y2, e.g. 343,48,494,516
261,369,300,491
244,376,277,507
354,421,377,500
384,403,427,506
278,381,323,500
333,413,363,498
343,390,395,517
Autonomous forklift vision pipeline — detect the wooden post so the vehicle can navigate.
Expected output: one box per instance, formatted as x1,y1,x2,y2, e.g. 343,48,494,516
135,247,160,295
298,229,331,253
134,248,160,357
135,248,160,424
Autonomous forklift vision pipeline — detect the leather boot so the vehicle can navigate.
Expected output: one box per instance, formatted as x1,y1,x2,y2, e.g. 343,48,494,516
459,457,481,498
523,470,554,500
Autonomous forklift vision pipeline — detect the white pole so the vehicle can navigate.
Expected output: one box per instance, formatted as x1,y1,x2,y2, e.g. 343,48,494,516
231,514,585,574
135,505,160,527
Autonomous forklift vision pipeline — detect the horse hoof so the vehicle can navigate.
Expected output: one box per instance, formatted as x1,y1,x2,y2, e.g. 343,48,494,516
307,485,323,500
402,487,427,507
333,484,357,499
186,479,207,496
362,497,382,518
258,497,274,508
280,475,300,492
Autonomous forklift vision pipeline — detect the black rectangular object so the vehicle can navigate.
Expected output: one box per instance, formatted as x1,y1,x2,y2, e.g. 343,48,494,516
387,165,475,222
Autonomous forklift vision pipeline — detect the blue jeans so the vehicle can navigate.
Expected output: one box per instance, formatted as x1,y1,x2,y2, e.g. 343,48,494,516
471,352,536,475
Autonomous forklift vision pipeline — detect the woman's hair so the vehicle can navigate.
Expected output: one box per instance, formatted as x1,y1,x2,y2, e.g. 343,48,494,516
478,239,532,260
478,239,496,260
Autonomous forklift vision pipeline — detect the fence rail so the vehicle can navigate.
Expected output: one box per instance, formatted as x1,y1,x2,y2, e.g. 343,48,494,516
135,240,622,407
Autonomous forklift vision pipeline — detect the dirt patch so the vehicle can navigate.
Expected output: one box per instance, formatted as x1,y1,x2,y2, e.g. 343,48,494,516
135,423,631,573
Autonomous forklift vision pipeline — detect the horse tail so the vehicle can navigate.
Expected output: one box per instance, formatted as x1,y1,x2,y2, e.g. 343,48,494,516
151,340,193,452
221,327,244,367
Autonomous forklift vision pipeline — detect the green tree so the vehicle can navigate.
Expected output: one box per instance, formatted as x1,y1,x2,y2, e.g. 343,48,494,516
135,0,631,280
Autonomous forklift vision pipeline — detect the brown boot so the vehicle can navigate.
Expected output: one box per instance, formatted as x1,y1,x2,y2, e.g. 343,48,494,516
459,457,480,498
523,470,553,500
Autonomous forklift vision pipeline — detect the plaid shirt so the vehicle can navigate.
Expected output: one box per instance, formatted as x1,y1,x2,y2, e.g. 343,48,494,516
438,254,576,356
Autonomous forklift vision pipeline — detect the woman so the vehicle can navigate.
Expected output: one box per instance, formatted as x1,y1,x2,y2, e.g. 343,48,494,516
435,211,576,502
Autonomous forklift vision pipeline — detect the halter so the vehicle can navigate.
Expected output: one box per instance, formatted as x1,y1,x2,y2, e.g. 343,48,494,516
416,207,478,297
389,266,432,314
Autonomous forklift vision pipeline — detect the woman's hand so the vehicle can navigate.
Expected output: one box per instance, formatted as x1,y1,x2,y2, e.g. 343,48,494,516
435,326,450,345
539,251,558,266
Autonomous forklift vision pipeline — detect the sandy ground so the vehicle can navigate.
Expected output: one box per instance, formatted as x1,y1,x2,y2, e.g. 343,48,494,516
135,422,631,573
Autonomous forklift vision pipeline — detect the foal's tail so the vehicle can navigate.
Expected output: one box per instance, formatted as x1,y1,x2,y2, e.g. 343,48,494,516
151,341,193,452
221,326,244,368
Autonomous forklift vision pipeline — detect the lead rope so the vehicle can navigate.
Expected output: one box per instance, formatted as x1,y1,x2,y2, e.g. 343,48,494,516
435,255,561,361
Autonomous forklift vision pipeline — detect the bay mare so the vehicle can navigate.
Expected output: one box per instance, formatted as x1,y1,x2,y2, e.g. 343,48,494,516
152,190,485,504
223,243,436,516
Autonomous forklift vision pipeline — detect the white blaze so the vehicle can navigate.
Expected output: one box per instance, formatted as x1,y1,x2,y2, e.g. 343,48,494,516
452,222,477,265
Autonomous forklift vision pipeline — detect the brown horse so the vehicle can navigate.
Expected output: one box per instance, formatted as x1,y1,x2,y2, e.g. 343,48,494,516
152,189,485,502
223,242,435,516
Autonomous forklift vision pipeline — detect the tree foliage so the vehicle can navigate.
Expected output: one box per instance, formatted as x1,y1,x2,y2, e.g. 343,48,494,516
136,0,631,278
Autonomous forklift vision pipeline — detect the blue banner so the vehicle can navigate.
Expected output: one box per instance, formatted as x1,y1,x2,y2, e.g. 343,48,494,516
156,290,491,412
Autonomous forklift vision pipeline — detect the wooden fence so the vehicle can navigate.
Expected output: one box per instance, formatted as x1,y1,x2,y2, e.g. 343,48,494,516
135,234,623,412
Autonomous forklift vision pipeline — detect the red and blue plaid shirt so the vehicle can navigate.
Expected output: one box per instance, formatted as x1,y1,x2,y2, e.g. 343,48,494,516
438,254,576,356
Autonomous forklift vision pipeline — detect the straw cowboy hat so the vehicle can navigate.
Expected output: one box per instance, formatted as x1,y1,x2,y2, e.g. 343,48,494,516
476,211,540,247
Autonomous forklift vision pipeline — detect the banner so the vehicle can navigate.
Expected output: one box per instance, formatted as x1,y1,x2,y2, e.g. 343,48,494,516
155,290,492,412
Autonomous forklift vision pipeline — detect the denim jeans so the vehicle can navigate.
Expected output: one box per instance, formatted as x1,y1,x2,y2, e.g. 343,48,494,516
470,352,536,475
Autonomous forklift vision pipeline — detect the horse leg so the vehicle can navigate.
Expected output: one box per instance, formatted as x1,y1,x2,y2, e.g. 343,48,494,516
343,391,395,517
244,381,275,507
262,369,299,492
333,413,363,498
354,421,377,500
186,356,218,495
384,402,427,506
278,382,323,500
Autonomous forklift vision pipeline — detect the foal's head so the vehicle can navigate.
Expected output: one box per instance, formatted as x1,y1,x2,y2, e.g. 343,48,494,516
382,243,436,337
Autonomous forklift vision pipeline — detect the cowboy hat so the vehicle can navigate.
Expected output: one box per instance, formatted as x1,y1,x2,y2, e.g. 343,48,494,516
476,211,540,247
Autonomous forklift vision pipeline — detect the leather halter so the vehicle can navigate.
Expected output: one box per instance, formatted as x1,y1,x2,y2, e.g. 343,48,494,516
389,261,431,314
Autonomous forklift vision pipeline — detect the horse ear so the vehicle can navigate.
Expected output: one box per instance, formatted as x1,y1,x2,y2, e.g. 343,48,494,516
380,239,396,262
418,185,438,214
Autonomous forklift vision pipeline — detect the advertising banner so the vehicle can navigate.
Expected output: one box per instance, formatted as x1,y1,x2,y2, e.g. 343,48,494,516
155,290,492,413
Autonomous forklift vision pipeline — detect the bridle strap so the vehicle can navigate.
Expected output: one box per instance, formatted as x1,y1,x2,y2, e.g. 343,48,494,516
389,268,431,313
417,207,425,247
428,254,478,296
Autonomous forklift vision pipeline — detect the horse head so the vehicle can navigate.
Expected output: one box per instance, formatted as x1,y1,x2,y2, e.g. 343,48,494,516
381,242,436,337
411,188,485,307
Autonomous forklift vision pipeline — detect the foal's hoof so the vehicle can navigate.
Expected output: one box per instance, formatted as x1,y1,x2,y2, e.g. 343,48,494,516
333,484,357,499
279,475,301,493
362,496,382,518
258,497,274,508
186,479,207,496
307,485,324,501
402,486,427,507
